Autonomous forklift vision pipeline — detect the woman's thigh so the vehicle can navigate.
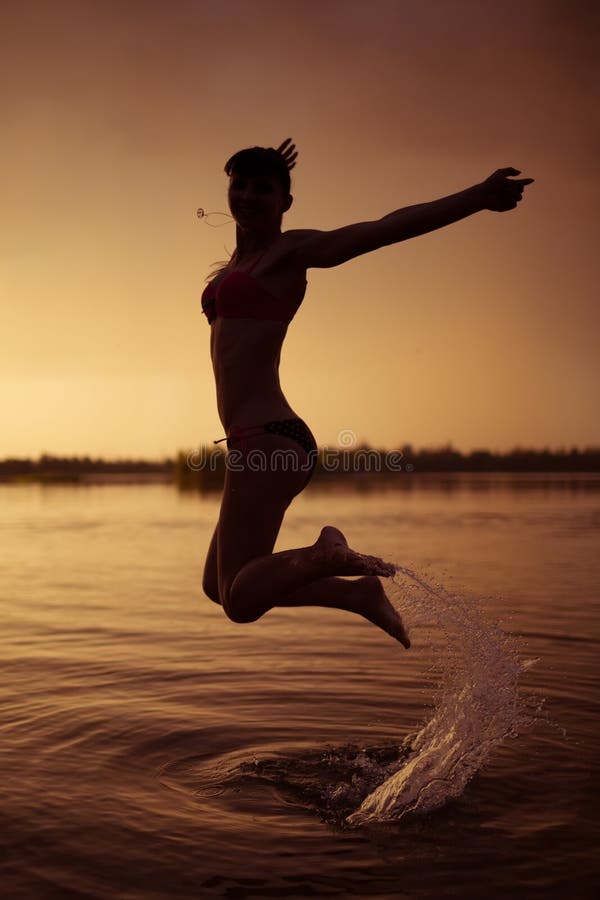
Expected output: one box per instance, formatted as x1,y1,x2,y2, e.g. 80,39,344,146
217,433,310,612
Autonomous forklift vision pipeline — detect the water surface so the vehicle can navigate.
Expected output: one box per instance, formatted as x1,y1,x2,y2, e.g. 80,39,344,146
1,475,598,898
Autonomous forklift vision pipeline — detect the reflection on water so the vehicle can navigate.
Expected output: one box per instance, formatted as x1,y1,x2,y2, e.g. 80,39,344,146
1,475,598,898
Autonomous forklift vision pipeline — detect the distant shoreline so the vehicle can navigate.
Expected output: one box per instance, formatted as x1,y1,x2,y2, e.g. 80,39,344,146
1,446,599,488
2,470,599,491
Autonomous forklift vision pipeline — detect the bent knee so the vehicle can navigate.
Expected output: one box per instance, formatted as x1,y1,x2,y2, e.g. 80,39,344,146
222,591,261,624
223,604,260,624
220,572,265,623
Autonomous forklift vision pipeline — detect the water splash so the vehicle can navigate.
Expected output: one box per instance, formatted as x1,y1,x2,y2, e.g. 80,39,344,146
340,563,541,826
229,560,542,828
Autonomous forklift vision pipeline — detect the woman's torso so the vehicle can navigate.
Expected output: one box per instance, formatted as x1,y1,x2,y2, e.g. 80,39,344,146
205,232,308,430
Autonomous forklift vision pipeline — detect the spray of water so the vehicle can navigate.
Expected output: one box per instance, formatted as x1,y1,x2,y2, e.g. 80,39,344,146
341,563,540,826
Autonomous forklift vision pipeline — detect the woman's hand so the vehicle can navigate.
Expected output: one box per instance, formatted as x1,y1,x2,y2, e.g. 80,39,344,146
275,137,298,171
477,167,535,211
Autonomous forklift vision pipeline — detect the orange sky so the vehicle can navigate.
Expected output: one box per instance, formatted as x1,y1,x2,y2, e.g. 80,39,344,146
3,0,598,458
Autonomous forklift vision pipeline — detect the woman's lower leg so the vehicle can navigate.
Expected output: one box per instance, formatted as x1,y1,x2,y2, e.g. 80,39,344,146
223,526,409,647
276,576,364,611
224,526,395,623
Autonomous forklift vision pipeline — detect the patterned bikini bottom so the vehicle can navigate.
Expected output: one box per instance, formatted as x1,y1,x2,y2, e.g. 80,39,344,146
214,417,318,486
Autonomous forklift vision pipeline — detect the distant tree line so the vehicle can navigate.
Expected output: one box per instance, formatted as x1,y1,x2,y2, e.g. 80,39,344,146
175,442,600,492
1,444,598,487
0,454,173,483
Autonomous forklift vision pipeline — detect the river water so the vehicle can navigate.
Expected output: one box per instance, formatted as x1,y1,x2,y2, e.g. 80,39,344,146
1,474,598,898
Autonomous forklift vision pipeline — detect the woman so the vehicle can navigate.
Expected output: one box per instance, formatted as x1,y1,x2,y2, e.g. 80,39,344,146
200,138,533,646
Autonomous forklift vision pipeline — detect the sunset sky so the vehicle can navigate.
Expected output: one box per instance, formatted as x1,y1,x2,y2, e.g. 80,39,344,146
3,0,598,458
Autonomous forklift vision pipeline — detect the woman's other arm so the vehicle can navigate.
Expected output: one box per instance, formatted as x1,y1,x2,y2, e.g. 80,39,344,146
289,168,534,269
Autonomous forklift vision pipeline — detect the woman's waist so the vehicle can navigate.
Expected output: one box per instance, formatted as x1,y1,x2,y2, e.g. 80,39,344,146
212,363,281,392
218,394,300,434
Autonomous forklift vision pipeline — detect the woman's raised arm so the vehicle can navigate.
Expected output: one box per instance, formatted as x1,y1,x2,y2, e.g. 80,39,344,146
288,168,534,269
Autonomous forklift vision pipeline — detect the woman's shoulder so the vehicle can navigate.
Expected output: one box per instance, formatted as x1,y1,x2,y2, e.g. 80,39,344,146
282,229,320,248
279,229,321,266
277,230,318,272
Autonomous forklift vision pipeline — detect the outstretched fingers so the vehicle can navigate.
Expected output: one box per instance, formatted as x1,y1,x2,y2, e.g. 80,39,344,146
275,137,298,170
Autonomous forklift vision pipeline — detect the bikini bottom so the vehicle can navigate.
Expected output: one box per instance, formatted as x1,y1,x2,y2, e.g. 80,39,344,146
214,417,318,487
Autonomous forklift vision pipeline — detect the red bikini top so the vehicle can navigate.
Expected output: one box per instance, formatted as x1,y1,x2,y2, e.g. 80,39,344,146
201,249,304,325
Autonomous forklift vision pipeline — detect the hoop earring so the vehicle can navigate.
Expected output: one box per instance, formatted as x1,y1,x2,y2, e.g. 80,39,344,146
196,208,234,227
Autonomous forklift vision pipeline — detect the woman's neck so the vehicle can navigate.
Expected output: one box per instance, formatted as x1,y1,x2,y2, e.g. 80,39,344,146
234,225,282,263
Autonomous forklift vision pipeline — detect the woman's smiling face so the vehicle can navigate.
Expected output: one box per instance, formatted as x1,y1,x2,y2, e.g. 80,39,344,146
228,172,291,229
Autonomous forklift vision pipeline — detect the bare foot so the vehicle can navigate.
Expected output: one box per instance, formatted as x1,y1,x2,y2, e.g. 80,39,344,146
353,576,411,648
311,526,396,578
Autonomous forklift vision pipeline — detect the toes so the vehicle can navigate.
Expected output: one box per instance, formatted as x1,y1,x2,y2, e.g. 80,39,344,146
391,619,410,649
375,559,396,577
383,614,410,649
395,614,410,648
362,553,391,570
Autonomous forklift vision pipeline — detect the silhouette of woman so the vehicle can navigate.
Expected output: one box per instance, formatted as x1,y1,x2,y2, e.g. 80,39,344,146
200,138,533,646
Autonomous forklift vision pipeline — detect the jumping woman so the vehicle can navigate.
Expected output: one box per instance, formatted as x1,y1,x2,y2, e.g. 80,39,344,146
200,138,533,646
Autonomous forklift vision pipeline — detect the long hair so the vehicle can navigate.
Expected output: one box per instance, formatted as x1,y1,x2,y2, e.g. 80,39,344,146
204,257,233,285
204,146,292,284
